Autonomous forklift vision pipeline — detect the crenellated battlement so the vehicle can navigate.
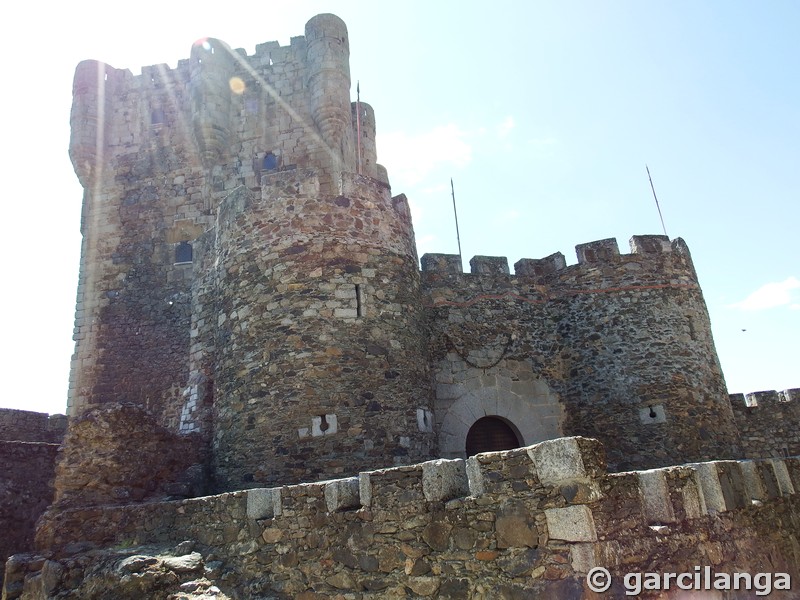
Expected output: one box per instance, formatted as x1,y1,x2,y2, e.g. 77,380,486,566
75,26,310,93
730,388,800,408
421,235,694,283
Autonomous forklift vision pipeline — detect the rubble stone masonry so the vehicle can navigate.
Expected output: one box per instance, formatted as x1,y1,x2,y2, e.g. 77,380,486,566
4,12,798,599
9,437,800,599
0,409,65,590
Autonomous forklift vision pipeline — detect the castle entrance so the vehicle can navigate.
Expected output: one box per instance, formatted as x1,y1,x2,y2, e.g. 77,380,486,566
434,359,565,459
465,416,521,456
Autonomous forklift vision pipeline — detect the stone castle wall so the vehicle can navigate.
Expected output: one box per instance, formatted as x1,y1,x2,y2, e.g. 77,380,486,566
67,14,375,425
0,409,65,590
423,235,742,471
14,437,800,599
732,389,800,459
22,12,797,597
0,409,66,444
202,170,434,490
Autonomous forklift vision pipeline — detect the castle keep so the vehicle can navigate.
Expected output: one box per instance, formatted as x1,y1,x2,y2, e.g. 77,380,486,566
66,13,742,492
3,13,800,599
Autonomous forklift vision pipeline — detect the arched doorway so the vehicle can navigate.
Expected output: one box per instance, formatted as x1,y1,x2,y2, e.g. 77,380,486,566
465,416,521,456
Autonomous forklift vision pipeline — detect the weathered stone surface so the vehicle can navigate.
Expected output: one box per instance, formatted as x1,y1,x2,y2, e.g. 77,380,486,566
246,488,282,520
3,10,800,600
6,439,800,600
544,505,597,542
495,500,538,549
161,552,203,573
421,458,469,502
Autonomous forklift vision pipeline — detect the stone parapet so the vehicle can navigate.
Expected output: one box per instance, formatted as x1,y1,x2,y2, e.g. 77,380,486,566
15,437,800,598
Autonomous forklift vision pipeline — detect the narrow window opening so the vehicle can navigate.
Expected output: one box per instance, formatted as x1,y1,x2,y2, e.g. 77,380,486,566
649,405,657,419
355,284,363,317
175,241,193,264
262,151,278,171
319,414,329,432
103,73,108,82
269,53,274,66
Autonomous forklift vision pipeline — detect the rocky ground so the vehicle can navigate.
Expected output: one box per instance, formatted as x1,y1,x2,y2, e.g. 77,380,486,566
3,541,232,600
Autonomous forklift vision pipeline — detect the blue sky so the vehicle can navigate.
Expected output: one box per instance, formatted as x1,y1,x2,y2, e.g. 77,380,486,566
3,1,798,415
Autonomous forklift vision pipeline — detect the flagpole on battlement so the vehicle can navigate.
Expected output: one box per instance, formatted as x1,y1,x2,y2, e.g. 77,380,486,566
646,165,668,237
451,177,463,264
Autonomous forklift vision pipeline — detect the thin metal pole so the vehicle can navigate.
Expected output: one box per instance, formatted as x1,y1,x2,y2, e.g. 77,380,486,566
451,177,463,261
646,165,668,237
356,81,362,175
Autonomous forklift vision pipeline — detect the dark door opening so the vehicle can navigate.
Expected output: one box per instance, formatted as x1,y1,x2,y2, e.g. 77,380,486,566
465,416,521,457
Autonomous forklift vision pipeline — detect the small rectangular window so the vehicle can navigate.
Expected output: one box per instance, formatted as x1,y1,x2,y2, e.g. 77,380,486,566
175,242,193,264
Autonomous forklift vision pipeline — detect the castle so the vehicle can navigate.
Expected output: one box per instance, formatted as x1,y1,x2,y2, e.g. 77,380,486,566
3,13,800,599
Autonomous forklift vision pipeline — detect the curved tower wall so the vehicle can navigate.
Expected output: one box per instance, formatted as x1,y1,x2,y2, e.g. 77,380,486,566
211,170,434,490
422,235,742,471
189,38,235,169
555,237,741,469
304,14,356,183
352,101,378,179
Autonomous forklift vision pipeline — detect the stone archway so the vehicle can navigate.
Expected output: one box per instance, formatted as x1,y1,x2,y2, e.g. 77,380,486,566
435,359,564,459
465,416,522,456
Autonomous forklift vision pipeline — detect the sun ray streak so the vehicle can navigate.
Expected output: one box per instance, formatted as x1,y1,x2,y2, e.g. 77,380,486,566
220,44,342,175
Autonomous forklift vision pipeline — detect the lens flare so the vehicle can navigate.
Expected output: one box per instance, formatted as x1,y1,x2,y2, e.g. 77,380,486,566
229,77,246,95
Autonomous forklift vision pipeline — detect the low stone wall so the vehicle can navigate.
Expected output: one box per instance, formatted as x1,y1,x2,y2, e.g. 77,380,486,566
0,409,66,443
11,436,800,598
0,441,60,590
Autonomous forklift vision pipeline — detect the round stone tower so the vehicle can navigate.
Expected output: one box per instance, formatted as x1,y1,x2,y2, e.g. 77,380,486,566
305,14,356,178
557,236,742,470
210,170,436,490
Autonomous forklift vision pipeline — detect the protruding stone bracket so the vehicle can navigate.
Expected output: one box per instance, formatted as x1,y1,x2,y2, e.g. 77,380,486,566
637,469,676,524
544,505,597,542
691,462,726,514
770,459,796,496
358,472,372,507
324,477,360,512
681,469,706,519
246,487,283,520
739,460,767,503
716,462,749,510
465,456,484,497
528,437,590,485
421,459,469,502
